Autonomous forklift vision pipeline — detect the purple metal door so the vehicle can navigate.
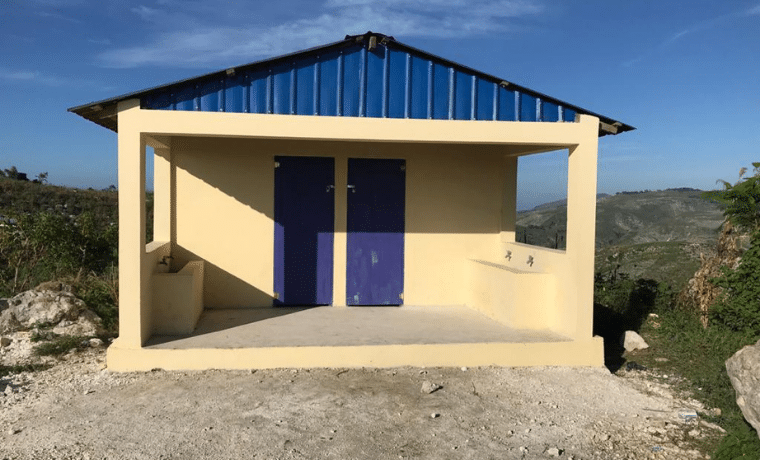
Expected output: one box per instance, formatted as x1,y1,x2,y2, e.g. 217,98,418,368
346,158,405,305
273,156,335,306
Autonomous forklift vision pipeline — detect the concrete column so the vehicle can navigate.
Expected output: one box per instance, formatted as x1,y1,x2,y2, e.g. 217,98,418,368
565,114,599,339
500,155,518,243
153,147,173,243
332,155,348,306
117,100,148,347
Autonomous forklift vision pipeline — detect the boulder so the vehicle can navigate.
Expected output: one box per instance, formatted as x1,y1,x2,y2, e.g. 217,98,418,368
726,339,760,439
621,330,649,352
0,286,103,336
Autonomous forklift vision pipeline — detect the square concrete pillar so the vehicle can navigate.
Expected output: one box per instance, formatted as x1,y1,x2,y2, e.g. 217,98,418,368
116,99,148,347
565,114,600,339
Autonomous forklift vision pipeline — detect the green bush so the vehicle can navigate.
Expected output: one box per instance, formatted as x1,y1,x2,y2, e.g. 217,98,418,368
77,271,119,333
594,270,674,329
637,308,760,457
0,211,117,296
0,363,51,378
714,420,760,460
32,335,89,357
703,162,760,231
711,231,760,334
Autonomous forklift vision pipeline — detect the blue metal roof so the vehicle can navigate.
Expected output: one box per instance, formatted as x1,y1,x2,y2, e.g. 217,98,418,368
69,32,634,136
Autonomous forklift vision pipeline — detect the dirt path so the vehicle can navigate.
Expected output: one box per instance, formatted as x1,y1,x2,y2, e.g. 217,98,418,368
1,340,723,460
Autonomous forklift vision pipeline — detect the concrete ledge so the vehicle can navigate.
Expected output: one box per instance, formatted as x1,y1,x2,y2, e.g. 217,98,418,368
151,261,205,335
105,336,604,371
468,260,557,330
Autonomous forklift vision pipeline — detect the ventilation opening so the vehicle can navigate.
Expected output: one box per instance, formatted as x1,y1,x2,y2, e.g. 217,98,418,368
516,149,569,250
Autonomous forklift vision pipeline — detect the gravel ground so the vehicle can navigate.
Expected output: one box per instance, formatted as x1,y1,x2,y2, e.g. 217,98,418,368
1,332,725,460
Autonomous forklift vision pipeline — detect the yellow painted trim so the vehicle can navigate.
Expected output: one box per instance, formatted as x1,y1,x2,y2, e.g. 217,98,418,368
130,106,592,147
106,336,604,371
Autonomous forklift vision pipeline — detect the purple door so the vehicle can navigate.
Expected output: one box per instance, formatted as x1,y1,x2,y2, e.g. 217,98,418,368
346,158,405,305
273,156,334,306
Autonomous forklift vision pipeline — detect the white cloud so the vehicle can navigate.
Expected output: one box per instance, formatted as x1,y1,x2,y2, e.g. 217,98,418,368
131,5,163,22
0,68,113,91
97,0,545,68
28,0,85,5
36,10,83,23
0,69,66,86
624,5,758,67
88,38,112,46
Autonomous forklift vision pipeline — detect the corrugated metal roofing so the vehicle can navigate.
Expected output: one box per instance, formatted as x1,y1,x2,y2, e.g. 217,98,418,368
69,32,634,136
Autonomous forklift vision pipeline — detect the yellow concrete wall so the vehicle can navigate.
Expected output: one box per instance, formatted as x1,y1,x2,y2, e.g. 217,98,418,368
468,238,579,333
171,137,275,308
167,137,506,308
467,259,556,330
152,260,205,335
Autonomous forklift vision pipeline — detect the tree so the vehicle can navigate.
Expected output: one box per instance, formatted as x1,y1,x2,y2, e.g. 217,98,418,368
3,166,19,180
35,172,48,184
704,163,760,333
703,162,760,231
711,230,760,333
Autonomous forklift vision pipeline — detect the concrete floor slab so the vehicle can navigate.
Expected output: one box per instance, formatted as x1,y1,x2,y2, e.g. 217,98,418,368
145,305,571,349
107,306,604,371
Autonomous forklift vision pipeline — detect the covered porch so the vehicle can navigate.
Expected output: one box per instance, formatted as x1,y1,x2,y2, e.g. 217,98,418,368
104,103,604,371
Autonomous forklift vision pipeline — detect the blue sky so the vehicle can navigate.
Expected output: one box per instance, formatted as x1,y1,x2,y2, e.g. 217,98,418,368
1,0,759,209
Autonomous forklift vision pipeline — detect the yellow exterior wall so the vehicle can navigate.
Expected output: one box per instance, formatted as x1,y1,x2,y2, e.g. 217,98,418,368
171,137,275,308
167,137,504,308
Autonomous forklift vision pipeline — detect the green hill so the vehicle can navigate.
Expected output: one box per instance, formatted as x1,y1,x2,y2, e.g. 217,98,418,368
517,188,724,250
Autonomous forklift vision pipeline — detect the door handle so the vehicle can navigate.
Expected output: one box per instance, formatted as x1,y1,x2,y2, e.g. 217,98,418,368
347,185,356,193
326,185,335,192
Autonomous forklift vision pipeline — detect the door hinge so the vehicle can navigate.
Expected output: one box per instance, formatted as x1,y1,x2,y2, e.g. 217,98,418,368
273,292,280,300
399,292,404,300
274,161,280,168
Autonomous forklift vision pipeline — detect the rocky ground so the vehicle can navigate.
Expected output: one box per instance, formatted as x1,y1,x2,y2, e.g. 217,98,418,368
0,331,726,460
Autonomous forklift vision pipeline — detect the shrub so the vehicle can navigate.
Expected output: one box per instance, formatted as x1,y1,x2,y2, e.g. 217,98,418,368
32,335,88,357
711,231,760,334
0,211,117,296
0,363,51,378
703,162,760,231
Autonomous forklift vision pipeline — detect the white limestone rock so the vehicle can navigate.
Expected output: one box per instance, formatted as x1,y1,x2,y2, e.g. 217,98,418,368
0,287,103,336
421,380,442,394
621,331,649,352
726,339,760,439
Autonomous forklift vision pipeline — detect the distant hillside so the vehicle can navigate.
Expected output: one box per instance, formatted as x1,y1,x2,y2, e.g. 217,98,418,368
517,189,725,249
0,177,118,224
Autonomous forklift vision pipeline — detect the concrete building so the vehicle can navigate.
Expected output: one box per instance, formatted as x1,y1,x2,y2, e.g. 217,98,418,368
70,32,634,371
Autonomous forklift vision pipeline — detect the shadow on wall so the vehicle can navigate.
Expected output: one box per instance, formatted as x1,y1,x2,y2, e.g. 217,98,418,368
173,136,510,235
172,136,275,220
172,244,274,308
